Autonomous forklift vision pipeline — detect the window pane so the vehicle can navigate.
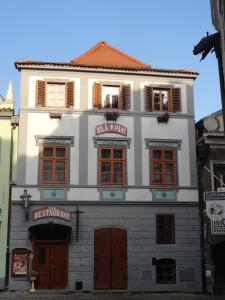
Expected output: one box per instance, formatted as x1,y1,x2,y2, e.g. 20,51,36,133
101,149,111,159
114,162,122,172
56,148,66,157
113,149,123,159
153,174,162,183
113,173,122,183
164,150,173,160
161,90,169,111
153,150,162,160
47,83,65,107
55,172,65,182
101,162,110,172
153,163,162,173
43,160,53,171
102,86,119,109
165,175,173,184
38,247,46,265
101,173,110,183
153,91,160,111
56,161,65,171
112,95,118,108
165,163,174,173
43,148,53,157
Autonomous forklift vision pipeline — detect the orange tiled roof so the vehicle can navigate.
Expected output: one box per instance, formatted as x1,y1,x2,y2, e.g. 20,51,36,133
15,41,199,76
70,41,151,70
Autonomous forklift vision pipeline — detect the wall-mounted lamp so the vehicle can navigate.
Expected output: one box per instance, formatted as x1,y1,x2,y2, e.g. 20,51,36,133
20,188,31,220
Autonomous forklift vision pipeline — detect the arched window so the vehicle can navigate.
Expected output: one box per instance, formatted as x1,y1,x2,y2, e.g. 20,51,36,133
156,258,176,284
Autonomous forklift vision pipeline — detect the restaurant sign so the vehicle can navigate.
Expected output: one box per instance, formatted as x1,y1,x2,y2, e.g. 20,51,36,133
32,206,71,221
96,123,127,136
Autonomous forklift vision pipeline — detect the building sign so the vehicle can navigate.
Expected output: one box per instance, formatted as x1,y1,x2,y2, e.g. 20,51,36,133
204,191,225,201
32,206,71,221
204,192,225,235
211,219,225,234
96,123,127,136
11,248,30,276
206,201,225,221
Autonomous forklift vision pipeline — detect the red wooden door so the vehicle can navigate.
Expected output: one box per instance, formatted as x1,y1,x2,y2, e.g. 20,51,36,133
94,228,127,289
33,242,68,289
50,243,68,289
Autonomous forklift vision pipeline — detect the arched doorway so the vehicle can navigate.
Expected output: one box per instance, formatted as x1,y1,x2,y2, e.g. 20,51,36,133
94,227,127,289
30,224,70,289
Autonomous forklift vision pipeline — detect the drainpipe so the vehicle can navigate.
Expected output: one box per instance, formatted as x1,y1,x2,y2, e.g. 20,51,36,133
4,121,17,289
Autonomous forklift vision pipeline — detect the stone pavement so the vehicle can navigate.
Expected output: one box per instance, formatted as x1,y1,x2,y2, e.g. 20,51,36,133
0,291,224,300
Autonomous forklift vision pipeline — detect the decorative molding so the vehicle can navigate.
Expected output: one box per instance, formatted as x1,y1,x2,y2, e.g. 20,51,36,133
93,137,131,148
35,135,74,146
145,138,182,149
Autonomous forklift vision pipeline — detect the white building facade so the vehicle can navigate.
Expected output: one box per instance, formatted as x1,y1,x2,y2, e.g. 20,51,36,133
9,41,201,291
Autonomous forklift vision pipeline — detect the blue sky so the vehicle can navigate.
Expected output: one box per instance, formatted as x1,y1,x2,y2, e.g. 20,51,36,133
0,0,221,121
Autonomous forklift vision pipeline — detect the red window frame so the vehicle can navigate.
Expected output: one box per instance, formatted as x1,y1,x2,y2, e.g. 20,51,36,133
99,148,125,185
151,148,176,186
40,145,68,185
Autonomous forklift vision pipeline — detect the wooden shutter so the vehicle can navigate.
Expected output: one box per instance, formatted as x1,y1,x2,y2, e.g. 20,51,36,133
66,81,75,108
144,85,153,111
121,84,131,110
93,82,102,108
172,88,181,112
36,80,46,107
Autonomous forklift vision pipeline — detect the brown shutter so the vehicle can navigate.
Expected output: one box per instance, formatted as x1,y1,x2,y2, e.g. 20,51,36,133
36,80,46,107
144,85,153,111
121,84,131,110
172,88,181,112
66,81,75,108
93,82,102,108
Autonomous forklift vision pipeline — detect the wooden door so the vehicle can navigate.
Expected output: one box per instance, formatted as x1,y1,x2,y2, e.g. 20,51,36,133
94,228,127,290
33,242,68,289
50,243,68,289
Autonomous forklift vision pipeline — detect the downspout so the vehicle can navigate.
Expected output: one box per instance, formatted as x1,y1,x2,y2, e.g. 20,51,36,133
4,121,16,289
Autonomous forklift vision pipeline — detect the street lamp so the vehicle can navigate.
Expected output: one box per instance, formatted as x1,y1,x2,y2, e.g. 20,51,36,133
20,188,31,220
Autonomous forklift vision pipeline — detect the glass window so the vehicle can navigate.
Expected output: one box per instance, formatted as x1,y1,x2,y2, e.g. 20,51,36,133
102,86,120,109
47,83,65,107
214,164,225,191
99,148,125,185
151,149,176,185
156,259,176,284
156,215,175,244
41,146,67,184
153,89,169,112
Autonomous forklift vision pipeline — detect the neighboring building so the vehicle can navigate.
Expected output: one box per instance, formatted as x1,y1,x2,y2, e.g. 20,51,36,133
0,82,18,289
196,109,225,294
9,41,201,292
211,0,225,96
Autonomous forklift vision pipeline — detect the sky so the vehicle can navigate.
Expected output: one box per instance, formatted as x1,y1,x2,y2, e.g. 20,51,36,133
0,0,221,121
